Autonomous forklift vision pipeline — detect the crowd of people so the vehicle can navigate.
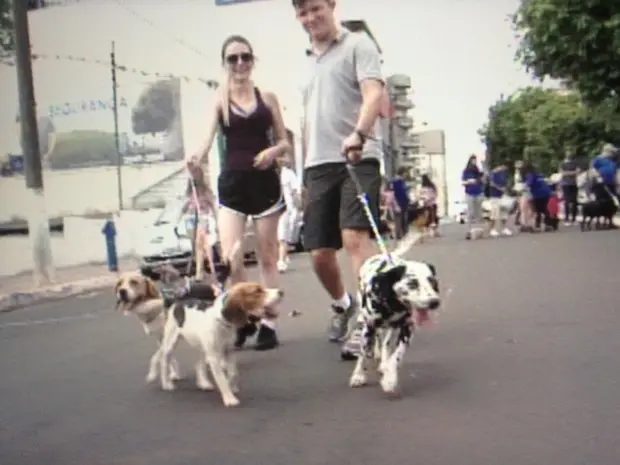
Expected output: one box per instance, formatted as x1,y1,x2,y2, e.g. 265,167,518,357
460,144,619,239
379,168,439,240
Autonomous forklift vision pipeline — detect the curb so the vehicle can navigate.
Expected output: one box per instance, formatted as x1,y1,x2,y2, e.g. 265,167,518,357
0,277,116,313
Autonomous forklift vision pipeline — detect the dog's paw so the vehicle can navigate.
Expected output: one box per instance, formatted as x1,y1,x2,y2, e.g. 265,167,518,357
223,396,240,407
161,381,176,392
230,383,240,394
196,378,215,391
170,370,182,381
145,370,158,384
380,371,400,396
349,372,368,388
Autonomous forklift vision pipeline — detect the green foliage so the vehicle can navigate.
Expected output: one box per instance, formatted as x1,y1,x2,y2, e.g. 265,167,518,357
131,78,178,135
0,0,14,57
514,0,620,108
479,87,620,175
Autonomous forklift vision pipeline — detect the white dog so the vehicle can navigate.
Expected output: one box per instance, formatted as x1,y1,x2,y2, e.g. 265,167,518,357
349,234,441,395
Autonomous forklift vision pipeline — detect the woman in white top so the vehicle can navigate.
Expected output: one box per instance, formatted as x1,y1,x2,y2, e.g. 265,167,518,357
277,157,301,272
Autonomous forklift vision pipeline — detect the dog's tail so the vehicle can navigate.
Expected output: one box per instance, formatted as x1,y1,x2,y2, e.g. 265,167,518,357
391,231,423,258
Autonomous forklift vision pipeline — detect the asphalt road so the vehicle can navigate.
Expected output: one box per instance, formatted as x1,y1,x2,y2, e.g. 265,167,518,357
1,225,620,465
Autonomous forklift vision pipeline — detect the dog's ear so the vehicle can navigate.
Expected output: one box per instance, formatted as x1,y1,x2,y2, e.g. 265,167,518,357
425,262,437,276
144,278,160,299
114,278,123,311
373,265,407,292
222,300,248,326
380,265,407,282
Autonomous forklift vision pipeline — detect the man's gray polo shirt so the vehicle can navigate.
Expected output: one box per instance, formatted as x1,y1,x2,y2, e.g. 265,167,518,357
302,29,385,168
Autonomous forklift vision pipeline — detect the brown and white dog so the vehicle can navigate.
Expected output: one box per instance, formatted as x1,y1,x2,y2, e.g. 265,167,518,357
158,282,283,407
115,272,183,383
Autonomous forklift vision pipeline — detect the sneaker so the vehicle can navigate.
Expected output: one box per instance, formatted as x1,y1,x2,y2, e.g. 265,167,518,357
563,221,572,227
254,323,279,351
340,320,363,361
501,228,513,236
328,294,357,342
277,260,288,273
489,229,500,238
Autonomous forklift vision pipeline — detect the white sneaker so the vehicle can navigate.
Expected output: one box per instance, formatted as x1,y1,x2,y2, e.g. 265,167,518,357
501,228,513,236
490,229,500,238
563,221,572,227
277,260,288,273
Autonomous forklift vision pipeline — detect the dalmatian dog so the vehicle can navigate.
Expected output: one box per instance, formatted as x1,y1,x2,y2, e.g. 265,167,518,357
349,251,440,396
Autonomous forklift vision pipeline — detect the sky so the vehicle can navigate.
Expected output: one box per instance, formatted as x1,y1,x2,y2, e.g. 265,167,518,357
0,0,545,201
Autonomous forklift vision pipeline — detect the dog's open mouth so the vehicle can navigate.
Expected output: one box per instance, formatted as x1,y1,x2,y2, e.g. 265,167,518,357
415,308,432,326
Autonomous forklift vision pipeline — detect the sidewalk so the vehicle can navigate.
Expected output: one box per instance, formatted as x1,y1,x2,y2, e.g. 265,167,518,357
0,258,138,313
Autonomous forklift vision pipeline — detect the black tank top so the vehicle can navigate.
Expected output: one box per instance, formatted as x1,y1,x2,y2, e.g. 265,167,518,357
219,88,274,171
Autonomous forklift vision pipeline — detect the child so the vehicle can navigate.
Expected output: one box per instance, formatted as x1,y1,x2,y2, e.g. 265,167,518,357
546,181,560,231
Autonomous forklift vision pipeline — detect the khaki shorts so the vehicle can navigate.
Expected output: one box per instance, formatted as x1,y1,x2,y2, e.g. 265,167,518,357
489,197,508,221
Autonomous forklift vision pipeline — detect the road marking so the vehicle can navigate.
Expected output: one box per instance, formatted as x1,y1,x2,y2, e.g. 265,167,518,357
0,311,104,329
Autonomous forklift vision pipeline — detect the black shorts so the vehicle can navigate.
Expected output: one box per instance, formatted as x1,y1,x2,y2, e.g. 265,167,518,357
303,160,381,251
218,169,283,217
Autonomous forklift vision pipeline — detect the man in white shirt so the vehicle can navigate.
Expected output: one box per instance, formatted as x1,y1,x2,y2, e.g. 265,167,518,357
293,0,385,360
277,159,301,272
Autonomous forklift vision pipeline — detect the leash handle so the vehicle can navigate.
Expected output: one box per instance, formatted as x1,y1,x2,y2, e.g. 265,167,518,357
343,149,392,261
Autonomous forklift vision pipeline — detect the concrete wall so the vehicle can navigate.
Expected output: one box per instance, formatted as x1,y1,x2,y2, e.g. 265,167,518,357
0,210,161,276
0,163,181,219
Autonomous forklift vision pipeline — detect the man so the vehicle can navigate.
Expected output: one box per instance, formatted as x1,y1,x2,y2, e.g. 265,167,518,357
559,149,579,225
293,0,385,359
487,163,512,237
592,143,618,199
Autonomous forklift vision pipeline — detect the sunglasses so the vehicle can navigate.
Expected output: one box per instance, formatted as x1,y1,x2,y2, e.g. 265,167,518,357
225,53,254,65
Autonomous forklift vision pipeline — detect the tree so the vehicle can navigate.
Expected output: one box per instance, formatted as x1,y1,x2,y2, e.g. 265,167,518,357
514,0,620,108
0,0,13,57
131,78,178,135
480,87,620,175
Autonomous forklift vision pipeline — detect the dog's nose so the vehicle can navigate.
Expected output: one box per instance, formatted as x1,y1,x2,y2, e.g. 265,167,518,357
118,288,129,302
428,298,440,310
278,289,284,297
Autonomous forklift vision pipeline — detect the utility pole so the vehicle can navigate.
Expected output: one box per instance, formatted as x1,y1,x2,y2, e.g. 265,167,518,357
13,0,54,286
110,41,123,211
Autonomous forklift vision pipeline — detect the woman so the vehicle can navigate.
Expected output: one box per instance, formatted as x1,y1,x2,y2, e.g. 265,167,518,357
189,35,290,351
461,154,484,239
522,162,552,231
177,165,217,281
418,173,439,236
277,157,301,273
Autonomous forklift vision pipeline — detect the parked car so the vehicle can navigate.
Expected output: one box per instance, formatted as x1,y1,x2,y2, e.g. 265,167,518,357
136,197,257,276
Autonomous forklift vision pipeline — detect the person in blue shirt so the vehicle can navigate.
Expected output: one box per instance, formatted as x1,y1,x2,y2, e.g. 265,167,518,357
461,154,483,239
591,143,618,202
522,162,552,231
390,167,410,238
488,163,512,237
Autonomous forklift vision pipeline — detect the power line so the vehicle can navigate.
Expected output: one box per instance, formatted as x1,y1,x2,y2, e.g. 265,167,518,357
1,52,219,88
110,0,211,61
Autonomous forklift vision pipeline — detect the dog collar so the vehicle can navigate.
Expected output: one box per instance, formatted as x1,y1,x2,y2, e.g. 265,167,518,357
216,292,235,329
